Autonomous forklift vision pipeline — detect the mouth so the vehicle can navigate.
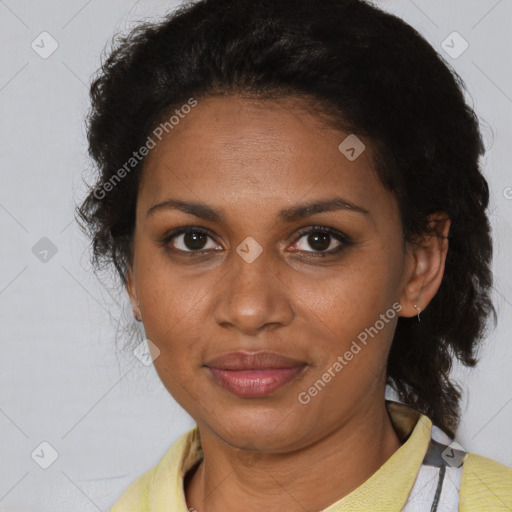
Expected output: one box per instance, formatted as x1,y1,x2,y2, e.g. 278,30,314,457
204,351,307,398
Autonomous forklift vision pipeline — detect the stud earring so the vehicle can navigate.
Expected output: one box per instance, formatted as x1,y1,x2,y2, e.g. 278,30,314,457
413,304,421,322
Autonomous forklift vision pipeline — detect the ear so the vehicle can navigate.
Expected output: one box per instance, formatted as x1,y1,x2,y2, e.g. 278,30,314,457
125,267,142,322
399,212,450,319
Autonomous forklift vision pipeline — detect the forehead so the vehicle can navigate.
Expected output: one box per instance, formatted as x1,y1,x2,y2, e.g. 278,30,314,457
138,96,396,223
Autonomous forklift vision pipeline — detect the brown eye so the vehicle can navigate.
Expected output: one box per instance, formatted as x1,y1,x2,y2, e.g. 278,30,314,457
291,226,352,255
182,231,208,250
304,232,333,252
164,227,220,252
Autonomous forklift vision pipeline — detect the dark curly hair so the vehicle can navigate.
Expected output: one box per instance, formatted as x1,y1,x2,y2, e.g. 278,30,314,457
76,0,496,438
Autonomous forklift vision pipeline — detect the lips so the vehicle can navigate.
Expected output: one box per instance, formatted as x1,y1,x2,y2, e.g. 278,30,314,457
205,351,306,371
205,351,307,398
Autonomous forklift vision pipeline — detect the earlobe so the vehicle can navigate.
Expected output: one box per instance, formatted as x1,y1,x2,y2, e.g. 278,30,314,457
399,212,450,319
413,303,421,322
125,267,142,322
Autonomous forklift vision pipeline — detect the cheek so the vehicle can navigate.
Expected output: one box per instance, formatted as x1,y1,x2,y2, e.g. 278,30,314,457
295,245,402,377
135,249,214,336
293,265,399,423
302,248,400,329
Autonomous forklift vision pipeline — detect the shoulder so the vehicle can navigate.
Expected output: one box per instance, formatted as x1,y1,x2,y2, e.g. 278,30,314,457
110,466,153,511
110,426,201,512
459,452,512,511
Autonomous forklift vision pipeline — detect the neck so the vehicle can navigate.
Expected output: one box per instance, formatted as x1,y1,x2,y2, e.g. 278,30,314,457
185,400,403,512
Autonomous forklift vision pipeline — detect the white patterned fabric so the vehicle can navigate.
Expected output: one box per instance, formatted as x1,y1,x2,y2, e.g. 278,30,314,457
402,425,467,511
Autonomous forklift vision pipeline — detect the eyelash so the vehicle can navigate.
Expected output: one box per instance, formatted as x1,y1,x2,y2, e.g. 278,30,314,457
159,225,354,257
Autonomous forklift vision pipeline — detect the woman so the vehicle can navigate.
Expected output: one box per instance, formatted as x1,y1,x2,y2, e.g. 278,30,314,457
76,0,512,510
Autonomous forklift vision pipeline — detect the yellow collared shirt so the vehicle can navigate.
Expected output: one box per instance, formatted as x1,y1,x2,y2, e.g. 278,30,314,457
111,400,512,511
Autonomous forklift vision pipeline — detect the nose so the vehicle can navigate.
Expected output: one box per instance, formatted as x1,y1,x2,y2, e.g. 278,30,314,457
212,246,295,336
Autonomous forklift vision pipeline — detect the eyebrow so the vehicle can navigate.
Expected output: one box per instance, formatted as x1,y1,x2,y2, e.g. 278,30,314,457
146,197,369,223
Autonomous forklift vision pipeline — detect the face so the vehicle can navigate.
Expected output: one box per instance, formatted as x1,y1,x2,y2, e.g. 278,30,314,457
126,95,416,452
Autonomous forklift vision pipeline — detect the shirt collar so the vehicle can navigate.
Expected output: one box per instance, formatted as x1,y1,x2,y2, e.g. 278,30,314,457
117,399,432,511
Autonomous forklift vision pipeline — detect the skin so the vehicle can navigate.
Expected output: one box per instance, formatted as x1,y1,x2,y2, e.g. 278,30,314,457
126,95,450,512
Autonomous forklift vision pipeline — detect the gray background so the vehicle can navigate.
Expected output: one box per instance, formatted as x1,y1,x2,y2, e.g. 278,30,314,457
1,0,511,510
